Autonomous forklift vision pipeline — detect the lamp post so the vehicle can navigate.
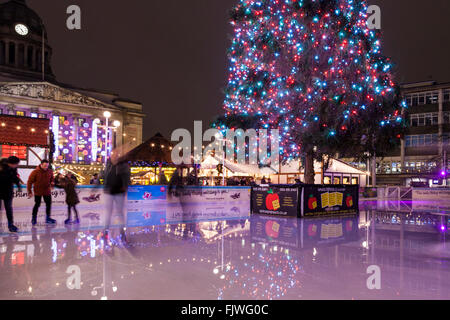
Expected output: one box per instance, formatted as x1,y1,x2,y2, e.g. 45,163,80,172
94,112,120,166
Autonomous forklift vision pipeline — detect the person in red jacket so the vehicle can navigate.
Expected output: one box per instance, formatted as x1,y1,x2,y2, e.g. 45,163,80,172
27,160,56,225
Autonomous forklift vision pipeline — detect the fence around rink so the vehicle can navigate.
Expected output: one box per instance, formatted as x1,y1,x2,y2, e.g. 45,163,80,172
9,185,252,211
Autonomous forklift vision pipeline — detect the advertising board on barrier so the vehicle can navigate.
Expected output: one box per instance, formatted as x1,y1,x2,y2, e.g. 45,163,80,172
166,186,251,204
251,186,299,217
166,186,251,223
127,185,168,205
412,188,450,201
301,185,359,217
11,186,105,209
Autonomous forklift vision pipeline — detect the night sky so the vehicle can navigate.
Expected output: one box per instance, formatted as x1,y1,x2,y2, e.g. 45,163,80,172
25,0,450,140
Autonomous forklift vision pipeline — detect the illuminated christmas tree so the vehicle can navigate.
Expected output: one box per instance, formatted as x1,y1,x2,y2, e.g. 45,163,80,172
222,0,407,183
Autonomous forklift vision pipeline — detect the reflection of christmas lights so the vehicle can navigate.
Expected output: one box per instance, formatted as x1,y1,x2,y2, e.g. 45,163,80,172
221,246,301,300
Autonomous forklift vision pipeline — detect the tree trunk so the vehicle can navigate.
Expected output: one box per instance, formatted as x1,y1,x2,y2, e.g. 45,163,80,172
371,154,377,187
304,151,315,184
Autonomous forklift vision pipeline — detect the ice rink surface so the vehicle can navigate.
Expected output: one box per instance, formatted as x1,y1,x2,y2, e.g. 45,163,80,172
0,199,448,300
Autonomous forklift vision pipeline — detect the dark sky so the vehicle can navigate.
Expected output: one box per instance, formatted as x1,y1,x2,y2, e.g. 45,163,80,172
25,0,450,140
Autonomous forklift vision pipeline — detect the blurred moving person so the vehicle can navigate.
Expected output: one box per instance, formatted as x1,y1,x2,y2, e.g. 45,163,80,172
104,148,131,241
0,156,22,233
27,160,56,226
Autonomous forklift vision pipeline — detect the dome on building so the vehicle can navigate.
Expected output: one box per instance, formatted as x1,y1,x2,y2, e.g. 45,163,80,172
0,0,55,81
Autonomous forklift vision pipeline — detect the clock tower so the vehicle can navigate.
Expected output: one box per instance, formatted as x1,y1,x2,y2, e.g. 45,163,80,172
0,0,55,81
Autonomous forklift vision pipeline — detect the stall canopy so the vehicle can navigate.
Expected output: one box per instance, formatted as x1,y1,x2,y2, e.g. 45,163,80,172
125,133,174,166
0,115,50,147
201,155,278,176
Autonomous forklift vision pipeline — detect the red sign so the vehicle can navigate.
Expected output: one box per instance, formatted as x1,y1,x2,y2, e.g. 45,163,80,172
0,115,50,147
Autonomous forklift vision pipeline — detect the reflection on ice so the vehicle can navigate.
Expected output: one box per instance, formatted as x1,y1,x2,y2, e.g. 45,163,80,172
0,199,448,300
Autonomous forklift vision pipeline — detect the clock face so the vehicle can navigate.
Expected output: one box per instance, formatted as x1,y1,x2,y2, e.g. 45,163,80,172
15,24,29,36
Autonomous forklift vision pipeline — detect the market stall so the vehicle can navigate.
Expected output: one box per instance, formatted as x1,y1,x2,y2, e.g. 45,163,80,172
0,114,50,182
125,133,176,185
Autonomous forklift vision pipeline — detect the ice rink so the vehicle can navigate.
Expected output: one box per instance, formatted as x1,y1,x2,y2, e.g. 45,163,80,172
0,199,448,300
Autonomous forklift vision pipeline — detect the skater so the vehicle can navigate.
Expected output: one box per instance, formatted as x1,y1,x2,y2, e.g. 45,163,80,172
0,156,22,233
104,150,130,240
59,173,80,225
27,160,56,226
90,173,101,185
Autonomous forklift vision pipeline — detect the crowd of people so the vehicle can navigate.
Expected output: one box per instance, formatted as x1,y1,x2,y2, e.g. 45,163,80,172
0,153,131,235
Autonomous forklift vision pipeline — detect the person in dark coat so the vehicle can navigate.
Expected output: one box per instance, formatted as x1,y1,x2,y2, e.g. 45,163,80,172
57,173,80,225
104,152,130,239
0,156,21,233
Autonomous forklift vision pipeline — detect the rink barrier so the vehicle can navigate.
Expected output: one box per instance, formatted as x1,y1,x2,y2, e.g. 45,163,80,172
251,185,359,218
9,185,252,209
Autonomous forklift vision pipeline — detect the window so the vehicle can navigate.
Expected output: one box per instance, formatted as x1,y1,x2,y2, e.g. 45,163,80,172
444,90,450,103
410,113,438,126
9,42,15,64
38,113,47,119
406,134,438,147
445,112,450,124
30,113,38,118
27,46,33,68
0,41,5,65
405,91,439,106
1,145,27,160
16,111,25,117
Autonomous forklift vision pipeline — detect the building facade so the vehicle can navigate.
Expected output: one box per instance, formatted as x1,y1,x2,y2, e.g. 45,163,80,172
0,0,145,181
377,81,450,186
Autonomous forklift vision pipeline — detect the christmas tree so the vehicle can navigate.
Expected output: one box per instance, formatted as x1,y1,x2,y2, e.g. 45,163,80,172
221,0,407,183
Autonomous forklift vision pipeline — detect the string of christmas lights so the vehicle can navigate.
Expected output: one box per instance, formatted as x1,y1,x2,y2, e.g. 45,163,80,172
222,0,407,162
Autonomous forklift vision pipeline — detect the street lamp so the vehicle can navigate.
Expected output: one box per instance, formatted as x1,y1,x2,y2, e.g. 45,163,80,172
94,112,120,166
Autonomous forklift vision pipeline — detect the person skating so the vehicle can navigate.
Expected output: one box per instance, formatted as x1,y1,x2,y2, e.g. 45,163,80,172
27,160,56,225
104,151,130,242
58,173,80,225
90,173,101,185
0,156,22,233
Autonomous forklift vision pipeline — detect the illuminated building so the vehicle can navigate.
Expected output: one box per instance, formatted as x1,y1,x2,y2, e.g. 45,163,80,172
0,0,144,180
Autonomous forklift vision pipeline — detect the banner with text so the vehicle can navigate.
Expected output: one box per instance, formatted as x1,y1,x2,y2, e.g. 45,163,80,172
251,186,299,217
301,185,359,217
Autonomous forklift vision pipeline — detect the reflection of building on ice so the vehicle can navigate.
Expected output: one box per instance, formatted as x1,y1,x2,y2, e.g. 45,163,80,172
0,0,145,183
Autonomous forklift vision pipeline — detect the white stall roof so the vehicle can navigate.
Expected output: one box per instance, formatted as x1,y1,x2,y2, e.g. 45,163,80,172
279,158,367,175
201,155,278,176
